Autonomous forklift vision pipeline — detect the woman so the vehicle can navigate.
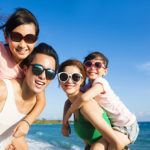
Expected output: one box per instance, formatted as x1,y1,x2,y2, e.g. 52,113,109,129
58,59,124,150
0,7,46,143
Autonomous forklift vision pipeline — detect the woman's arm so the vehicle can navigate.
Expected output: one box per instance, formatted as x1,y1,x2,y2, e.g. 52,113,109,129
80,99,125,150
13,91,46,137
61,99,72,136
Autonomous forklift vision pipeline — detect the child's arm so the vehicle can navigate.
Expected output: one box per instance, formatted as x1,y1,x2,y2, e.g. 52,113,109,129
64,83,103,123
61,99,72,136
13,91,46,137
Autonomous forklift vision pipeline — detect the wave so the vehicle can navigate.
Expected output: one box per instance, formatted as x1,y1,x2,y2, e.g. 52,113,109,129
27,138,81,150
27,138,55,150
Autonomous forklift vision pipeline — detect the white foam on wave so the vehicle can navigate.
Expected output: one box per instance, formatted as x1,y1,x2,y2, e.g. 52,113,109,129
27,138,82,150
27,138,55,150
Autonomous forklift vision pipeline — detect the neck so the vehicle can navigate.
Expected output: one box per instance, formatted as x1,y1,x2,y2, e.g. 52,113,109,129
67,91,80,103
21,80,35,100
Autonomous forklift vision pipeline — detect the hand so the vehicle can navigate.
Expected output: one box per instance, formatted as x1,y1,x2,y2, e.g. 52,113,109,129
5,143,16,150
61,124,71,137
12,120,30,138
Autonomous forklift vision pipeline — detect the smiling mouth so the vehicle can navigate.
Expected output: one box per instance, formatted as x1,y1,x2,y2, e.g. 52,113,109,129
65,84,75,89
16,48,28,54
35,80,45,88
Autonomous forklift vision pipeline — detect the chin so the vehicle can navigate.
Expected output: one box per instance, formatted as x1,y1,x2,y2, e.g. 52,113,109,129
65,89,75,95
32,87,44,94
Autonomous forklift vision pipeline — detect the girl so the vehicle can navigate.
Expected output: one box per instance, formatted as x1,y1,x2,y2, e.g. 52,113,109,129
0,8,46,148
63,52,139,149
58,59,125,150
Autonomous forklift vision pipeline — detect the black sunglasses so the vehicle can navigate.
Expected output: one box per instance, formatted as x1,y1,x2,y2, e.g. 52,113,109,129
58,72,82,83
84,61,105,69
9,32,37,44
30,64,56,80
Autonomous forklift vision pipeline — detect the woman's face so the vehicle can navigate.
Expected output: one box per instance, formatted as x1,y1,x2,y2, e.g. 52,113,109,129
59,65,84,97
5,23,37,63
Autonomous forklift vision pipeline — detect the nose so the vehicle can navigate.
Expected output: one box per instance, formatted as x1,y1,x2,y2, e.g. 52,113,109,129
91,65,96,69
18,39,27,48
67,76,73,83
38,71,46,80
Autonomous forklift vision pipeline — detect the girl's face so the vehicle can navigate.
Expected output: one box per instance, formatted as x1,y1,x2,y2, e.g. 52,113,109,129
84,58,108,81
59,66,84,97
24,53,56,94
5,23,37,63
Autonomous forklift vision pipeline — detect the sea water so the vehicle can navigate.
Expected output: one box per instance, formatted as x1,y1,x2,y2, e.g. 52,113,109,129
27,122,150,150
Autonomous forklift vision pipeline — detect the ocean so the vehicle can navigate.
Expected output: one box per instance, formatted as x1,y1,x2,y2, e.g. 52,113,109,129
27,122,150,150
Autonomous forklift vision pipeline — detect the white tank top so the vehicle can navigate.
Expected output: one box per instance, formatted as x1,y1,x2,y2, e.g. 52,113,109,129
0,79,25,148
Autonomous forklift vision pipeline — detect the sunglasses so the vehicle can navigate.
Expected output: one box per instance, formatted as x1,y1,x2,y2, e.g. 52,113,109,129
30,64,56,80
58,72,83,83
84,61,105,69
9,32,37,44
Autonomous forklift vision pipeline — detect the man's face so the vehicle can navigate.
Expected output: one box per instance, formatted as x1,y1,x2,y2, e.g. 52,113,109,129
24,53,56,93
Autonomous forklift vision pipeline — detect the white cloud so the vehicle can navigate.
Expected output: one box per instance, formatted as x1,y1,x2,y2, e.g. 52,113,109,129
137,62,150,74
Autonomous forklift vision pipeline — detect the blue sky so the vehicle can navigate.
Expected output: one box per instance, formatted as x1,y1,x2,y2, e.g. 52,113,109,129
0,0,150,121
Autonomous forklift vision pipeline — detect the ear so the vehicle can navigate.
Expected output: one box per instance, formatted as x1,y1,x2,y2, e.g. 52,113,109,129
80,78,85,87
22,65,28,75
103,68,108,76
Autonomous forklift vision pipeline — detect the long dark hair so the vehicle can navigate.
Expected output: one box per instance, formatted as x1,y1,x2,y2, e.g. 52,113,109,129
0,8,39,37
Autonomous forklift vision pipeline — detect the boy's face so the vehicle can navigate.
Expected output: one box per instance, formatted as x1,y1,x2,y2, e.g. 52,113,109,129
84,57,108,81
24,53,56,93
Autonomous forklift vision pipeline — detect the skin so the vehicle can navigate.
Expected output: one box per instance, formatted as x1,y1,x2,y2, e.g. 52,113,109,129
59,65,118,149
5,24,36,63
1,53,56,150
63,58,130,149
3,23,46,142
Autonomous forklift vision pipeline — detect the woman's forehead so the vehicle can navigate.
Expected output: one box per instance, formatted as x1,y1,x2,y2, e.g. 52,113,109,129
64,65,81,73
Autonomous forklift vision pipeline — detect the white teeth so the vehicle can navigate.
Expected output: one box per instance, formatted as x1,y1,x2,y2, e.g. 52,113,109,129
35,80,45,85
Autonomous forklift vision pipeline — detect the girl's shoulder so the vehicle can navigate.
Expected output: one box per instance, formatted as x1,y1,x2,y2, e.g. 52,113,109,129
93,77,108,85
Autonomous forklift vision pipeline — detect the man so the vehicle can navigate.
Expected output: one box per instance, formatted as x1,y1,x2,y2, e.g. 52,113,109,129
0,43,59,150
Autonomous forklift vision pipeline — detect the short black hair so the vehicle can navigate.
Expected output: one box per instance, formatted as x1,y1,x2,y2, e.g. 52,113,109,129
21,43,59,71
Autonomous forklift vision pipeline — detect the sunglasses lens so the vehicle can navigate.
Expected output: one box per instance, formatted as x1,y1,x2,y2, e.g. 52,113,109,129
46,69,56,80
95,62,102,68
72,73,82,82
10,32,37,43
84,61,92,67
59,73,68,82
32,64,43,76
24,34,37,43
10,32,22,42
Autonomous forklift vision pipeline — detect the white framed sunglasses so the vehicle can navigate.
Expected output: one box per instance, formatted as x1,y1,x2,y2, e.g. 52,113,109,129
58,72,83,83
